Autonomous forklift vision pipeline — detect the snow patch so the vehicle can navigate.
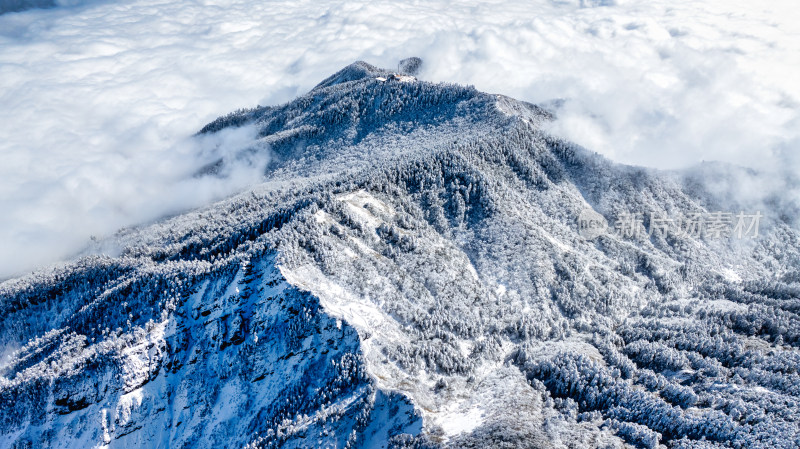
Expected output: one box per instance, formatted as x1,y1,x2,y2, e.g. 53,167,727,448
718,268,742,283
437,406,483,437
338,190,394,229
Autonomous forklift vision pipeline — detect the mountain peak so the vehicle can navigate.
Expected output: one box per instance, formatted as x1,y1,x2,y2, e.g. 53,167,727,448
312,60,391,91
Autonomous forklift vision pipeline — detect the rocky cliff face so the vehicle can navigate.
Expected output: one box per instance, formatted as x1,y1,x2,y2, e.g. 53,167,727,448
1,61,799,448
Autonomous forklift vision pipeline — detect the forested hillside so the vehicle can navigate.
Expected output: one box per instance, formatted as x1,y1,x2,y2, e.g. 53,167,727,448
1,61,798,449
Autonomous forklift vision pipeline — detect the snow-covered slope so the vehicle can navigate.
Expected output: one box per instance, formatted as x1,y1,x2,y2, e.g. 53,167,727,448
1,61,799,448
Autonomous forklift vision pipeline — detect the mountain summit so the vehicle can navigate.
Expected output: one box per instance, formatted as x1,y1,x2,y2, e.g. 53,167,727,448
1,61,799,449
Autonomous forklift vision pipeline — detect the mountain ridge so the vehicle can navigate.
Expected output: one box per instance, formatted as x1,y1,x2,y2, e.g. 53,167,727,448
1,61,799,449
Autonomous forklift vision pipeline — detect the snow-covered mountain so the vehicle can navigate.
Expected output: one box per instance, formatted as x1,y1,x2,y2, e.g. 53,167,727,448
1,61,799,448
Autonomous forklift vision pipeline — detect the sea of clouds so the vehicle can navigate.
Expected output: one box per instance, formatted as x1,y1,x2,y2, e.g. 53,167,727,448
0,0,798,278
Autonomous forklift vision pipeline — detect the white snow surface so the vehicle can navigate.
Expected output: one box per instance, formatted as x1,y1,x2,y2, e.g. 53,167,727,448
1,0,799,278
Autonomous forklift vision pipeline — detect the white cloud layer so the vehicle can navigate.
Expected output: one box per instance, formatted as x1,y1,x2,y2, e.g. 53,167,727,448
0,0,798,278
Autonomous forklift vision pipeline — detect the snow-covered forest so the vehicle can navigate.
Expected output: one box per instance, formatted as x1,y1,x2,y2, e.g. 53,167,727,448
1,62,799,448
